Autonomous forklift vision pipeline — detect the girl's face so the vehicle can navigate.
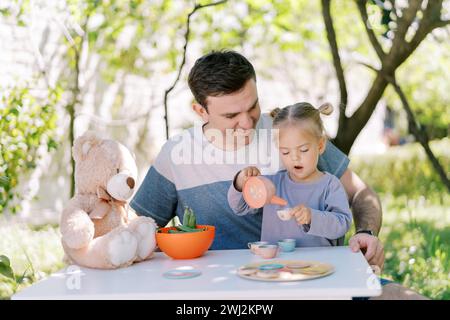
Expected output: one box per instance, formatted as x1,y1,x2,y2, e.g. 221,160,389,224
276,123,325,182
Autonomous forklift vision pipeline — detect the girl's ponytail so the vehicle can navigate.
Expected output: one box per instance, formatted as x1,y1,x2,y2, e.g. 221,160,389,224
318,102,333,116
270,107,282,118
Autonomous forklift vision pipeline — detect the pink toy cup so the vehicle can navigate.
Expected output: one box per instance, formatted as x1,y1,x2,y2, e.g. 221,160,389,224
256,244,279,259
247,241,268,254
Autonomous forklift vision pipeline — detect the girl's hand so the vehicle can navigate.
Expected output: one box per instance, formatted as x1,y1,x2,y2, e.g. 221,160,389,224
290,204,311,225
235,166,261,191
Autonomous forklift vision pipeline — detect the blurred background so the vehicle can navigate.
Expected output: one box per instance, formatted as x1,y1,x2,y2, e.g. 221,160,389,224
0,0,448,299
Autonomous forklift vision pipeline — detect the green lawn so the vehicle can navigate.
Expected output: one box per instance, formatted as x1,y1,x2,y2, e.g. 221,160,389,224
374,195,448,299
349,138,450,299
1,139,449,299
0,223,65,299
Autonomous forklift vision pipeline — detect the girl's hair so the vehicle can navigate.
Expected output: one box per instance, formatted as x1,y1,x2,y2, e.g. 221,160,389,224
270,102,333,139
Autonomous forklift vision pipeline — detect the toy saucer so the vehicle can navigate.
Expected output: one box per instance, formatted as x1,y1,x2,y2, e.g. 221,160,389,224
163,269,202,279
258,263,284,271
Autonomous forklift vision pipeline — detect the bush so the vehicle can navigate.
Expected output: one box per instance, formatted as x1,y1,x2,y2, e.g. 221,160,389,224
0,85,60,214
349,138,449,205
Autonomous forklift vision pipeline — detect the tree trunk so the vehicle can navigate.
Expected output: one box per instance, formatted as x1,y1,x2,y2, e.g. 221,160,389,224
334,73,388,154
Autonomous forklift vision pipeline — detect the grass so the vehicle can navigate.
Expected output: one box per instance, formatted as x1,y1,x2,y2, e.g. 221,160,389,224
348,138,450,300
377,195,449,299
0,223,65,299
0,139,449,299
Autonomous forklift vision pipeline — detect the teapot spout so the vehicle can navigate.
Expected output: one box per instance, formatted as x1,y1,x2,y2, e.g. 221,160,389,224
270,196,288,207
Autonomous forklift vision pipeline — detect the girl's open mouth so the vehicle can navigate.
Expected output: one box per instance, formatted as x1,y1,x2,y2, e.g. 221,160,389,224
294,166,303,170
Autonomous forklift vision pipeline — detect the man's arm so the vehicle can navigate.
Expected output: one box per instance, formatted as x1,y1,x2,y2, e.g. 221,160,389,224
340,168,382,236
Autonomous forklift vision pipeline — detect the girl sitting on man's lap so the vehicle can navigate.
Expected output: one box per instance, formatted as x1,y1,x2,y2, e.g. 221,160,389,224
228,102,352,247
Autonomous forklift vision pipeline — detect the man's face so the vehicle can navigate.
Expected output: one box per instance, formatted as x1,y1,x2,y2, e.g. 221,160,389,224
193,79,261,149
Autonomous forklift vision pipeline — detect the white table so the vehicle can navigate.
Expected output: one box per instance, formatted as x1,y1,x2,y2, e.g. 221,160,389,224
12,246,382,300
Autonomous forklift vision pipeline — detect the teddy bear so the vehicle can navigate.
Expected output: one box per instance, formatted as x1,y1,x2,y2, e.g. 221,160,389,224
60,131,157,269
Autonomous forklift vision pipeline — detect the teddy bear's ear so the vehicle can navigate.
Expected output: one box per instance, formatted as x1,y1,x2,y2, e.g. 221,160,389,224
72,131,102,162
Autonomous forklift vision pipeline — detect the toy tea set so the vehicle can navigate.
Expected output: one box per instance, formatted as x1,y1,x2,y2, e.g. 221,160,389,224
243,239,334,282
157,178,334,282
240,176,335,282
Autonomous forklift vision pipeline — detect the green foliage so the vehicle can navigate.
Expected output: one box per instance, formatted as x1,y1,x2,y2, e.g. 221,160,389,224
348,139,450,299
0,255,14,280
0,0,30,26
182,206,197,229
0,223,64,299
0,253,35,298
196,1,325,64
381,211,450,300
0,85,60,214
350,139,450,203
385,41,450,140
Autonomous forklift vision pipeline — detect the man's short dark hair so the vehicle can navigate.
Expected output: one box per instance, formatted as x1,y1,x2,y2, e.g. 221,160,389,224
188,50,256,109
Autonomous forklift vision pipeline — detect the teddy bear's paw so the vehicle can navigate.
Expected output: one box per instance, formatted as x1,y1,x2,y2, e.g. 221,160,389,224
107,230,138,267
134,222,156,260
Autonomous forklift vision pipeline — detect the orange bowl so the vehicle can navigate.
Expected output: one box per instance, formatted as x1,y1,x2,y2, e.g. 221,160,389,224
156,225,215,259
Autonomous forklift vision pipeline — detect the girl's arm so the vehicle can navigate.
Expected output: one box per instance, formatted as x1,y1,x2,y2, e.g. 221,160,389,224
302,177,353,239
227,171,259,216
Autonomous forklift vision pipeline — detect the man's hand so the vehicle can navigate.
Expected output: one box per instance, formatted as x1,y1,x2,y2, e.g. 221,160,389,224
349,233,385,270
290,204,311,225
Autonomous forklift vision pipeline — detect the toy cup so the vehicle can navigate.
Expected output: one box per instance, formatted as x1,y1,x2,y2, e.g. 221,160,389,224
248,241,268,254
277,208,292,221
256,245,279,259
277,239,296,252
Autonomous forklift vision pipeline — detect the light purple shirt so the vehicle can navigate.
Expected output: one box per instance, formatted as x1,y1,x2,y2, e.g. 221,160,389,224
227,171,352,247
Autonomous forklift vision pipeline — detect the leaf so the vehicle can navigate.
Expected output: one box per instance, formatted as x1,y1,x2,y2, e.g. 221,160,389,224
0,176,10,187
0,255,15,280
47,139,58,151
10,108,19,116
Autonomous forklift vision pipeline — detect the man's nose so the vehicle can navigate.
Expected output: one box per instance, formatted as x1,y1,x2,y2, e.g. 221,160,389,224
238,113,253,130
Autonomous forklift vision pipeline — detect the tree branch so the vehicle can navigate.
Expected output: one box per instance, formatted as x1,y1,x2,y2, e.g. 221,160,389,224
360,63,450,192
433,19,450,29
163,0,227,140
321,0,348,131
335,0,448,153
392,0,423,43
355,0,386,61
67,14,91,197
387,0,423,65
408,0,448,54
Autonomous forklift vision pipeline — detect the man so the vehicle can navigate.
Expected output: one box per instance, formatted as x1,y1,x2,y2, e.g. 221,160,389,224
131,50,426,299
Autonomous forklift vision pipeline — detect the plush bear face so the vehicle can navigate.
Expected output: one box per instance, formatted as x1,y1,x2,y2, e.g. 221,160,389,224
72,132,138,201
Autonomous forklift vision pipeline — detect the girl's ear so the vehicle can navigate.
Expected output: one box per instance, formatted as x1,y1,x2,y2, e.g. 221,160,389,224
318,137,326,155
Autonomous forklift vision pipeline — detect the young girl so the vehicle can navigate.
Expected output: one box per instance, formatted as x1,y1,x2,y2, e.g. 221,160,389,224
227,102,352,247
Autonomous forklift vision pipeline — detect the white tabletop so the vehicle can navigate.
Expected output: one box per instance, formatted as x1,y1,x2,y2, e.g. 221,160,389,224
12,246,382,300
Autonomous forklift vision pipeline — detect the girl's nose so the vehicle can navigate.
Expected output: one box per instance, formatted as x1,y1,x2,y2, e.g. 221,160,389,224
290,149,301,161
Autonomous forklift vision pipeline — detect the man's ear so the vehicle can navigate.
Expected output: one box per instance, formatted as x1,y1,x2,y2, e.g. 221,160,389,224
192,103,209,122
318,137,326,155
